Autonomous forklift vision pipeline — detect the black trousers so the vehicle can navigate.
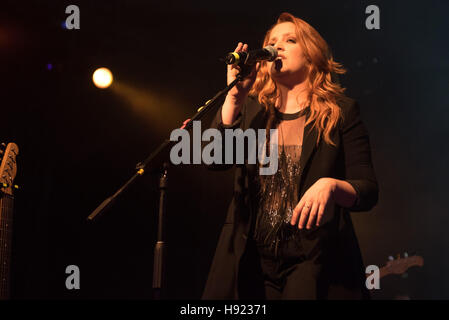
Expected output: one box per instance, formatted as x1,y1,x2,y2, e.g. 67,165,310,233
239,237,321,300
258,236,321,300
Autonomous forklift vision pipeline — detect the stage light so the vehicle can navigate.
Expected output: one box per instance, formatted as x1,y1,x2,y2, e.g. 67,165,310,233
93,67,113,89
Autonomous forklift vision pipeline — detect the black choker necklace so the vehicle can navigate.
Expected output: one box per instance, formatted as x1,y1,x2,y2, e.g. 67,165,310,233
275,106,309,120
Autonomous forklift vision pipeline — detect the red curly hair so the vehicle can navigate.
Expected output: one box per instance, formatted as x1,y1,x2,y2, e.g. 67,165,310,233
249,12,347,147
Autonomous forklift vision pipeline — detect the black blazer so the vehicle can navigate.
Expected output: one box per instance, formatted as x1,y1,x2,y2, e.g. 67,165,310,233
202,96,379,299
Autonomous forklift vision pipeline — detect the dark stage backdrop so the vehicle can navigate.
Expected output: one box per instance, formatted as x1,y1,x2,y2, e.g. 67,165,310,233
1,0,447,299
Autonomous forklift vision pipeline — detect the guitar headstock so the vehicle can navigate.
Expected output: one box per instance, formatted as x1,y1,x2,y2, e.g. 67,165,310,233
385,252,424,275
0,142,19,196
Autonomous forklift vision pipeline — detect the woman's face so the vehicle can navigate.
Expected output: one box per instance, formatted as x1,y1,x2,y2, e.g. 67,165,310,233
266,22,309,84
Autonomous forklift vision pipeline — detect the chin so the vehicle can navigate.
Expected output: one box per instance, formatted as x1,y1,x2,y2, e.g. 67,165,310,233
270,68,291,79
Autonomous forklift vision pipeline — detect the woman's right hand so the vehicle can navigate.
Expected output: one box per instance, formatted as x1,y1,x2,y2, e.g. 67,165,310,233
227,42,260,101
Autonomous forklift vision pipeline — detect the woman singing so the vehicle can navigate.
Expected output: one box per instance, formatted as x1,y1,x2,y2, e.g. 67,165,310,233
202,12,378,300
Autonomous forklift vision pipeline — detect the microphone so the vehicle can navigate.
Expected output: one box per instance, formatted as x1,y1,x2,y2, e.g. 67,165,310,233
224,46,277,66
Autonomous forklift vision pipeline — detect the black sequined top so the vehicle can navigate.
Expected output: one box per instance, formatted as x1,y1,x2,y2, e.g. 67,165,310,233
252,107,308,256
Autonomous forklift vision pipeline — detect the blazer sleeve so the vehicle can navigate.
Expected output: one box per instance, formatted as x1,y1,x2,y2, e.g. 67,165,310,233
340,99,379,212
206,99,245,171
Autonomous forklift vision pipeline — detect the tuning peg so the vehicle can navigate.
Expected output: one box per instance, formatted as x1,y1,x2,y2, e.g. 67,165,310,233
388,256,394,261
0,142,6,149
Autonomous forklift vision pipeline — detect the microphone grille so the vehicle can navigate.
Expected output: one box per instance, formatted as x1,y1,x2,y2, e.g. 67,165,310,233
264,45,278,61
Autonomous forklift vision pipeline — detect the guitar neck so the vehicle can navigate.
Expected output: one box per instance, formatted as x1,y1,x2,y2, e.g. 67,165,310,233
379,267,389,279
366,267,390,279
368,255,424,281
0,194,14,300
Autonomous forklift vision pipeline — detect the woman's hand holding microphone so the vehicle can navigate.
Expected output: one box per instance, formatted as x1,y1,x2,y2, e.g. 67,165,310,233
222,42,260,125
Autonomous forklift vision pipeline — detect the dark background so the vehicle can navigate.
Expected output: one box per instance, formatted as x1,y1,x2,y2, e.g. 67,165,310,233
1,0,447,299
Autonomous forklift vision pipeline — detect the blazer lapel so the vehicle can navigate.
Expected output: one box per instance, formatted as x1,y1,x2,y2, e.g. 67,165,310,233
299,108,318,174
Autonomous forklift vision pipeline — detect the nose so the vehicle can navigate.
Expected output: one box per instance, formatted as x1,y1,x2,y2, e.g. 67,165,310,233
274,41,284,52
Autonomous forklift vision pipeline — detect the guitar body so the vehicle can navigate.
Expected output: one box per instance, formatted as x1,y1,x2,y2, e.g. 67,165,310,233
0,142,19,300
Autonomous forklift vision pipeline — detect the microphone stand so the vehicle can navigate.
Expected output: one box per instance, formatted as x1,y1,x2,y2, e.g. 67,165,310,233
152,162,168,300
86,65,254,299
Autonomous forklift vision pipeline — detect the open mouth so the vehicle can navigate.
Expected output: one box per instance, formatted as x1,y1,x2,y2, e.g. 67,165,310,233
274,59,283,70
